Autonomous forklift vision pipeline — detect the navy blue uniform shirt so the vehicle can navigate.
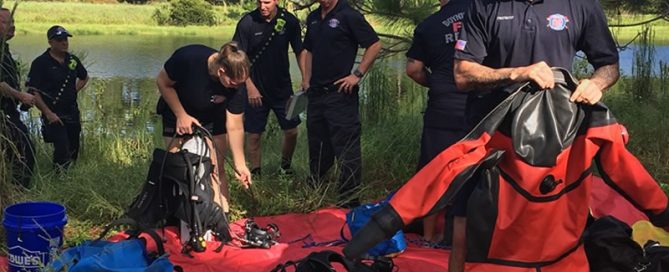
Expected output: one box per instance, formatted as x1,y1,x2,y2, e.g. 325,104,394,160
157,44,244,123
455,0,618,70
303,0,379,88
233,8,302,101
454,0,619,124
406,0,470,129
26,49,87,114
0,44,20,114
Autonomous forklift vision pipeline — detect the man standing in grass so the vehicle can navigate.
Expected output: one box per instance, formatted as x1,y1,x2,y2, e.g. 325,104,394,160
406,0,470,244
0,8,35,187
233,0,306,176
28,25,89,171
302,0,382,207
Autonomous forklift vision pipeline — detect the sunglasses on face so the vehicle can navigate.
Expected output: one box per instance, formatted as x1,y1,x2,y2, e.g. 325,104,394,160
52,37,68,42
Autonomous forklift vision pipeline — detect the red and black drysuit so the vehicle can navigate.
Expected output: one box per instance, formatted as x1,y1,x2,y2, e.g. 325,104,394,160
343,69,669,271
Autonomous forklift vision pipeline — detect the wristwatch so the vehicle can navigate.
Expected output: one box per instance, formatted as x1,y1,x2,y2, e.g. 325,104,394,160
353,69,364,78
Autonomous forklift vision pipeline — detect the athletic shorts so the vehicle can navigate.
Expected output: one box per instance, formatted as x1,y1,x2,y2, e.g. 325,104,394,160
244,96,301,134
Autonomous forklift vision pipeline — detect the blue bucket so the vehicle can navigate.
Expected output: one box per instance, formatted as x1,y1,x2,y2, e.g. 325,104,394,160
2,201,67,272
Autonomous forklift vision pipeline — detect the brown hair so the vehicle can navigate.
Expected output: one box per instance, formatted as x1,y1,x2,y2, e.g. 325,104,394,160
216,41,251,82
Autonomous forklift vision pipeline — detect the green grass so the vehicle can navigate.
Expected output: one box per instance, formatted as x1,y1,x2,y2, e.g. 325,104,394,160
603,79,669,184
1,61,666,251
7,1,247,36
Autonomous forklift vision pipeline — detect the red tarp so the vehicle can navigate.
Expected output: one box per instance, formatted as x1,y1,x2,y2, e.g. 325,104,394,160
0,177,662,271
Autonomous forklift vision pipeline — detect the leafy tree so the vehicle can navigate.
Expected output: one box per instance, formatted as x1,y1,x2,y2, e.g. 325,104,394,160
153,0,217,26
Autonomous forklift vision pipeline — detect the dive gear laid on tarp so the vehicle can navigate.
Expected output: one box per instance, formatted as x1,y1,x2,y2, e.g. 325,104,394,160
124,126,231,254
583,216,645,272
49,218,178,272
240,219,280,249
344,195,406,257
343,68,669,271
271,250,394,272
583,215,669,272
643,240,669,272
2,192,661,272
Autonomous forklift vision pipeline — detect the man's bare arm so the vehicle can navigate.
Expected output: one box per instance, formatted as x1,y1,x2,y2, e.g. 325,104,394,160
406,58,429,87
0,82,33,105
302,50,312,91
356,40,382,74
454,60,555,91
570,63,619,104
590,63,620,92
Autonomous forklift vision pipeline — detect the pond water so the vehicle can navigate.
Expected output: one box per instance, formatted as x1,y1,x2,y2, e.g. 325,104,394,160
11,34,669,80
9,34,669,135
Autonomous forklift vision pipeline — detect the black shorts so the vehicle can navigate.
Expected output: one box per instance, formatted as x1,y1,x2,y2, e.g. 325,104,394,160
161,114,226,137
244,96,301,134
417,127,468,170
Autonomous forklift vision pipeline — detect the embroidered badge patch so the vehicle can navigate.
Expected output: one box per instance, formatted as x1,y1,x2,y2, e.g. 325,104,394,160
68,58,77,70
328,18,340,28
546,14,569,31
275,18,286,34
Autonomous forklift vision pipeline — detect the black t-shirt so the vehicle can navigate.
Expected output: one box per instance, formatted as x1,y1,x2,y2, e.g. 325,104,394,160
454,0,619,124
406,0,470,129
233,8,302,101
158,44,244,123
0,44,19,115
26,49,87,114
303,0,379,87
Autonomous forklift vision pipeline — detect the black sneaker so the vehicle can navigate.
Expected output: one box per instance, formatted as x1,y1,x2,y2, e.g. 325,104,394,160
251,167,261,176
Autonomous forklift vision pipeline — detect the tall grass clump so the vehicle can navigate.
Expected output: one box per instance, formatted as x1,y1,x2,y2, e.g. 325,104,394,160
603,27,669,188
0,122,26,254
358,64,425,199
229,60,427,218
0,76,162,250
628,25,655,101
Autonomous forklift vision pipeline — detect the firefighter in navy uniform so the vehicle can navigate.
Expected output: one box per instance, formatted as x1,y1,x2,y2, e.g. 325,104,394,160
232,0,306,176
405,0,471,243
303,0,382,207
28,25,88,171
155,42,252,212
0,8,36,187
450,0,620,270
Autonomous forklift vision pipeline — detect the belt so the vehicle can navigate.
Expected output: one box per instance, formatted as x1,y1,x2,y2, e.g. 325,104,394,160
310,84,338,93
311,83,359,94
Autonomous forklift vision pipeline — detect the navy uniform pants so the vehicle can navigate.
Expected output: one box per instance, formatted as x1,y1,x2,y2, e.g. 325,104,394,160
306,86,361,199
42,112,81,169
2,111,35,187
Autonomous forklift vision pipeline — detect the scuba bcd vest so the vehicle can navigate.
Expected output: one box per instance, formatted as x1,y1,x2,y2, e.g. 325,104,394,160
124,126,232,254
